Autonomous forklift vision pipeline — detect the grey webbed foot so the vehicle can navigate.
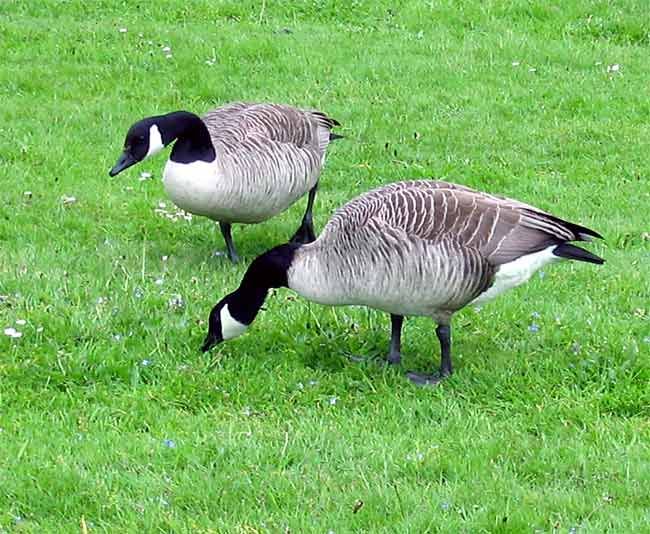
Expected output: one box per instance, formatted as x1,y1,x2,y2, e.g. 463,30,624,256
406,371,447,387
347,353,400,367
385,351,401,366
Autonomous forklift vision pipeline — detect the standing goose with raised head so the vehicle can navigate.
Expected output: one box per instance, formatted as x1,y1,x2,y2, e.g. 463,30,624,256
201,180,604,385
109,102,342,262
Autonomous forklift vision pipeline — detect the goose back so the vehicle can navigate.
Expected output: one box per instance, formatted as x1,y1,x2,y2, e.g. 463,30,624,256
288,180,599,320
205,103,336,209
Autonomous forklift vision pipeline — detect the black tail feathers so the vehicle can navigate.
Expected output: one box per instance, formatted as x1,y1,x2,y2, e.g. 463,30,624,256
553,243,604,265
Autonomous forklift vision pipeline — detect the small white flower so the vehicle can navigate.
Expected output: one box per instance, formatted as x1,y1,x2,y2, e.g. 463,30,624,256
165,53,173,59
158,201,167,209
15,319,26,325
36,326,44,333
329,396,338,406
512,61,520,67
4,327,22,338
162,255,168,262
141,359,152,366
61,195,77,205
162,46,171,52
118,27,128,33
407,451,425,461
607,63,620,73
154,278,164,286
168,294,185,310
23,191,32,198
139,171,152,181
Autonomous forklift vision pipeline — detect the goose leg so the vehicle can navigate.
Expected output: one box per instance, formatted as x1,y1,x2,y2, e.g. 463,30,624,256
386,314,403,365
219,222,239,264
348,314,403,365
438,324,453,377
406,324,453,386
290,182,318,244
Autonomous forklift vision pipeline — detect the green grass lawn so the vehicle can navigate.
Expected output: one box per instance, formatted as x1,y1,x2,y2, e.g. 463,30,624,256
1,0,649,531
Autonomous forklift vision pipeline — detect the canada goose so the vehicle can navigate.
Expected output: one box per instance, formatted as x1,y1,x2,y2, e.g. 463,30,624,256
201,180,604,385
109,102,341,262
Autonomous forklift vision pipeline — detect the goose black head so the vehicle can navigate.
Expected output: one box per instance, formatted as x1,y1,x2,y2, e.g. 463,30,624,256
200,243,299,353
109,115,169,177
201,293,249,353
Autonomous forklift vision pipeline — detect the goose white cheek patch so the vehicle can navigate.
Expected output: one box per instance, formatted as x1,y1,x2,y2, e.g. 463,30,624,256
145,124,164,158
220,304,248,340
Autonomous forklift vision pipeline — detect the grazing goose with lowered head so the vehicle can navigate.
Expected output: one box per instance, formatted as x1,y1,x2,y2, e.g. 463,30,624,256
201,180,604,385
109,102,341,262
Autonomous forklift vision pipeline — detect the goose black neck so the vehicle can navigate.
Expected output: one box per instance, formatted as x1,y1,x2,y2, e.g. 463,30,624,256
162,111,216,164
229,243,299,325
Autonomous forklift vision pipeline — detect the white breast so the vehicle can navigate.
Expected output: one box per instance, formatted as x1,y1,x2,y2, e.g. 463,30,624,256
162,159,300,224
163,160,220,218
471,246,561,306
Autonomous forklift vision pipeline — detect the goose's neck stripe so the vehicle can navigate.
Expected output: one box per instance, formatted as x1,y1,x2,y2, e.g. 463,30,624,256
146,124,164,158
220,304,248,340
